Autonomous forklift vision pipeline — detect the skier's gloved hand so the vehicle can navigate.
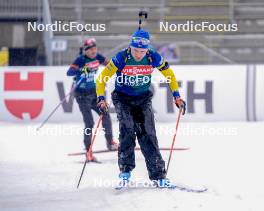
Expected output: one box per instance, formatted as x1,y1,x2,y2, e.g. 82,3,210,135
80,66,90,78
97,96,109,115
173,91,186,115
175,97,186,115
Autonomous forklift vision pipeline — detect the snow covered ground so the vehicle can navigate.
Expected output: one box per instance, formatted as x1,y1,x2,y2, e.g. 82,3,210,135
1,120,264,211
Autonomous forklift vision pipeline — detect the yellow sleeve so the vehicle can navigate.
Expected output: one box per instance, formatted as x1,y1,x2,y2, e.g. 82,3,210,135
159,66,179,93
96,59,118,97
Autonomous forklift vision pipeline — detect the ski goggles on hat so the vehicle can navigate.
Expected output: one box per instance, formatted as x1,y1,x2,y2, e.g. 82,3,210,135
130,37,150,48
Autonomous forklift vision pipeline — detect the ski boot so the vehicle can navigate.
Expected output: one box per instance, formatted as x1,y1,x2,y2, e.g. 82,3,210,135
115,172,131,190
107,140,119,151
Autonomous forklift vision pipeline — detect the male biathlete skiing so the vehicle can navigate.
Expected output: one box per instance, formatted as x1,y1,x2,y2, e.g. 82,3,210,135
67,38,118,162
95,29,186,188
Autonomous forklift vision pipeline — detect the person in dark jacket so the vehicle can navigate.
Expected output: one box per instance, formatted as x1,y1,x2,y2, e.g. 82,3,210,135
67,38,118,161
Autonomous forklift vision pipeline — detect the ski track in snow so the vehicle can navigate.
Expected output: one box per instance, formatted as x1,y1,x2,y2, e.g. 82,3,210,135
1,121,264,211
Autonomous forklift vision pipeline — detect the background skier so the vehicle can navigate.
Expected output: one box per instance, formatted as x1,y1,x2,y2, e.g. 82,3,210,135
67,38,118,161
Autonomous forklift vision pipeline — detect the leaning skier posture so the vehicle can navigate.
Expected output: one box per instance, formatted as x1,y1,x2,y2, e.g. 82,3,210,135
67,38,118,161
96,29,186,188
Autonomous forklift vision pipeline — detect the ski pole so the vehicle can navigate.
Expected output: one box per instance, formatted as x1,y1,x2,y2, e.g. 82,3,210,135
165,108,183,177
77,114,103,189
36,76,84,131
